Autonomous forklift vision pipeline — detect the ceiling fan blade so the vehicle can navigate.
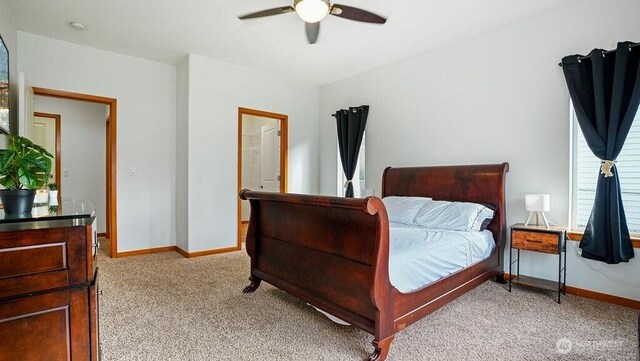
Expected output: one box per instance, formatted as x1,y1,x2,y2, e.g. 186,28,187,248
238,6,294,20
305,22,320,44
330,4,387,24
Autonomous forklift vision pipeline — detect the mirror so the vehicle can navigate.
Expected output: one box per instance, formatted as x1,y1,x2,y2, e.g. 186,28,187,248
32,112,60,195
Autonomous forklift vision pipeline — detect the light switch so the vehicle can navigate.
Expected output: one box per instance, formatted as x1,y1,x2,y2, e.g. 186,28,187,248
63,169,69,177
129,167,137,176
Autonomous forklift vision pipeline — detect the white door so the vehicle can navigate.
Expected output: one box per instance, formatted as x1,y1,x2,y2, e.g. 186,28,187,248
260,123,280,192
33,116,57,181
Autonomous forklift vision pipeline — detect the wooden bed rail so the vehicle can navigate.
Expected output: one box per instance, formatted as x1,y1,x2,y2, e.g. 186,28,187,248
239,189,385,215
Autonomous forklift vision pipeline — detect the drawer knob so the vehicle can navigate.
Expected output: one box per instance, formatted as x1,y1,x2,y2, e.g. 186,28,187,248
526,239,542,243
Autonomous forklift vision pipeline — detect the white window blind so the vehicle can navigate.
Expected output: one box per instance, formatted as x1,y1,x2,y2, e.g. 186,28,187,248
572,107,640,235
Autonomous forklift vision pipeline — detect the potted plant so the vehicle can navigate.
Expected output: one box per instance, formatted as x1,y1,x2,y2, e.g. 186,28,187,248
0,135,53,214
48,182,58,205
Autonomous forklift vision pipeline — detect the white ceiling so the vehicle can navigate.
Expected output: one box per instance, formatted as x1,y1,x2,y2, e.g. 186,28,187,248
7,0,575,85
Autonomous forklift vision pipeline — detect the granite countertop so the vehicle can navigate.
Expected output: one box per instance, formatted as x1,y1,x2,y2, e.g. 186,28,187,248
0,198,96,231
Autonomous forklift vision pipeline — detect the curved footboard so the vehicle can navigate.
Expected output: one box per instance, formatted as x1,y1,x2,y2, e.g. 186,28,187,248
239,190,395,357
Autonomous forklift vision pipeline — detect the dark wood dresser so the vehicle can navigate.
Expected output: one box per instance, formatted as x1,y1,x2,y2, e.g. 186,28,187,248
0,207,99,361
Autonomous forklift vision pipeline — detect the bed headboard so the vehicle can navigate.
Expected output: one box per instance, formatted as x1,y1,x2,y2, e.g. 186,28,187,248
381,162,509,245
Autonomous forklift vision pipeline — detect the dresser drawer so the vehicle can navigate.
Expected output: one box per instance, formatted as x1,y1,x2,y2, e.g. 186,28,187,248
0,227,89,300
511,229,560,254
0,287,91,361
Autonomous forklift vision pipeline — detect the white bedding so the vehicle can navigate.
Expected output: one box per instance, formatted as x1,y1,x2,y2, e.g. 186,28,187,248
388,222,495,293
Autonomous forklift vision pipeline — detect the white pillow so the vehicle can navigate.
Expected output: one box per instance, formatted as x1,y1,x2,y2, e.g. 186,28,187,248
413,200,495,231
474,206,496,231
382,196,432,225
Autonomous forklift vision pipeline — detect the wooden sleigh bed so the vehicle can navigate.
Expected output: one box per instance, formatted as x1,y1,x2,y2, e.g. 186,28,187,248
239,163,509,360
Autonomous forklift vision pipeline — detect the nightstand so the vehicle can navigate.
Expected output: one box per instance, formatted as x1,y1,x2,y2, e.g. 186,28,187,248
508,223,567,303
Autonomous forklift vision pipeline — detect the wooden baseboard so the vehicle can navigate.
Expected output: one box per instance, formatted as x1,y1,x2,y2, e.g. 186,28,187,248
504,273,640,309
97,232,107,238
116,246,177,258
114,245,241,259
175,246,240,258
564,286,640,309
567,231,640,249
241,221,249,224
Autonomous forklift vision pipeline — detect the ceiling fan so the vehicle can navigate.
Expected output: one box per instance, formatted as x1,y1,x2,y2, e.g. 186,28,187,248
238,0,387,44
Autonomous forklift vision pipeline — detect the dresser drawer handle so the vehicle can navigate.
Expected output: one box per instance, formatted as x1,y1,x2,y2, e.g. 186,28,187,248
526,239,543,243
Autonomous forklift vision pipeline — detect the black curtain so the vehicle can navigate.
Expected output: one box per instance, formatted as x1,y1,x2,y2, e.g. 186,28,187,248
562,41,640,264
334,105,369,198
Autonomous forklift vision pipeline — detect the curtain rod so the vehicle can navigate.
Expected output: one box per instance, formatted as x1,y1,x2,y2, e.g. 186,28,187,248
331,105,368,117
558,43,639,67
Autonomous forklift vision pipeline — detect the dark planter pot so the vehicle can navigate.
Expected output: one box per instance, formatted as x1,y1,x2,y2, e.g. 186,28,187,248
0,189,37,215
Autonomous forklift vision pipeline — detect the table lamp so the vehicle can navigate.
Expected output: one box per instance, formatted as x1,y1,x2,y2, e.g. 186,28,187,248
524,193,550,229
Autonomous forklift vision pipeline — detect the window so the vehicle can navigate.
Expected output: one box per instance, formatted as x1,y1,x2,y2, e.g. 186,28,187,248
571,105,640,235
337,133,366,197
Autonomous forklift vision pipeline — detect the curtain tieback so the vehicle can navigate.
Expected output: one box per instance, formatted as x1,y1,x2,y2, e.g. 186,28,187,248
600,160,617,177
343,180,352,189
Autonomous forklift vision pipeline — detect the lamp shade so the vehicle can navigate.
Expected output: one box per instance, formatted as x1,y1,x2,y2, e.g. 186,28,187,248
295,0,329,23
525,194,550,212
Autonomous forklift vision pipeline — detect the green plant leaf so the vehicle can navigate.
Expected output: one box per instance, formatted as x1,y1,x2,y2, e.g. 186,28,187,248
18,166,37,189
17,151,52,189
0,135,54,190
27,142,54,158
0,149,14,173
0,149,18,189
12,136,54,158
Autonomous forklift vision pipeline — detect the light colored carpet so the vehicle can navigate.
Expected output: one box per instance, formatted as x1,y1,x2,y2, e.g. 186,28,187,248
98,248,638,361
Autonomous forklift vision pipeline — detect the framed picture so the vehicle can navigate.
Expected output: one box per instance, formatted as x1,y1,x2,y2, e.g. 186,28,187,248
0,34,9,134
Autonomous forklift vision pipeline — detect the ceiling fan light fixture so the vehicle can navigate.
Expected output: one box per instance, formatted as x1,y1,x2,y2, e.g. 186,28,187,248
294,0,330,23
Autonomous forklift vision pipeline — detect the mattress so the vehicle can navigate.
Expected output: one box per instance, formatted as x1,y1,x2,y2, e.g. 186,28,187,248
388,222,495,293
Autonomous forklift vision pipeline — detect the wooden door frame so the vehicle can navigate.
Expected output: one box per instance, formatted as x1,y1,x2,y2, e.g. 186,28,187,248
32,87,118,258
105,116,111,239
237,107,288,248
33,112,61,197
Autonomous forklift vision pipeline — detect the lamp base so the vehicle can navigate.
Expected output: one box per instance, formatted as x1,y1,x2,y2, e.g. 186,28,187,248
524,211,549,229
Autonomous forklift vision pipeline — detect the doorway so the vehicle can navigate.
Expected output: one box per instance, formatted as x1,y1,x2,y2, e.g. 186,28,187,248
32,87,118,258
237,107,288,248
32,112,61,198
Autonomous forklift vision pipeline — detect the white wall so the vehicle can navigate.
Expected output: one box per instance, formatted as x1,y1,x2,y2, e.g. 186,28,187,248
181,54,319,252
175,56,189,252
17,72,34,139
18,32,177,253
33,96,107,233
319,0,640,300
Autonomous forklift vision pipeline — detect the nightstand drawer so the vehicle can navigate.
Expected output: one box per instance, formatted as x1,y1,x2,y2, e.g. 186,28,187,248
511,230,560,254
